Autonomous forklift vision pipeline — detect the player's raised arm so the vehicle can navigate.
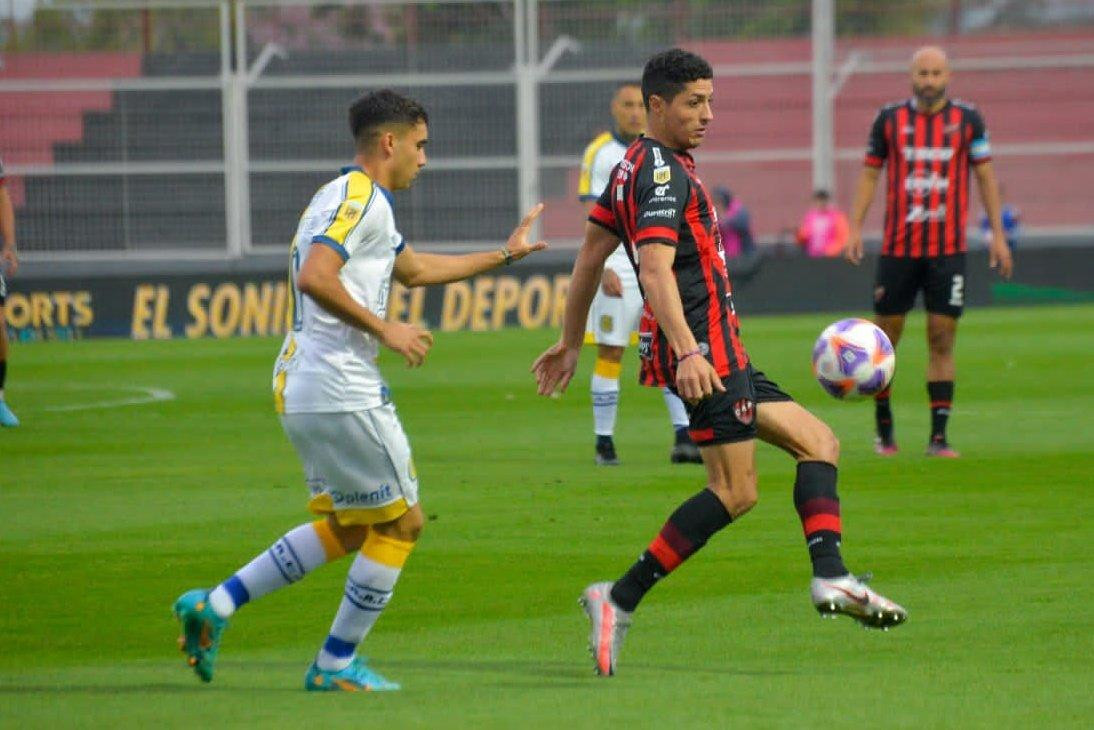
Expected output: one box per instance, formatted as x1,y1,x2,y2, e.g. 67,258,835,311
531,220,619,396
393,204,547,287
298,243,433,367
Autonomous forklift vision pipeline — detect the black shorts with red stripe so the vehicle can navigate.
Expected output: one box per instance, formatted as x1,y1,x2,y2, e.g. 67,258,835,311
674,365,794,446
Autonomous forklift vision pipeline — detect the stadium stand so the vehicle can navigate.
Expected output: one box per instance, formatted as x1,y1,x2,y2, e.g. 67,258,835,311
1,32,1090,252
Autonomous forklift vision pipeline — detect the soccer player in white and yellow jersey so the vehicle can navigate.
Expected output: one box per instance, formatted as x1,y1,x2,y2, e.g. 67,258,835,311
579,83,697,465
174,90,547,692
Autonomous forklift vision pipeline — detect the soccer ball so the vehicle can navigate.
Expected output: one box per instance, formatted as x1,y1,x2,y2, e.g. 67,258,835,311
811,318,895,400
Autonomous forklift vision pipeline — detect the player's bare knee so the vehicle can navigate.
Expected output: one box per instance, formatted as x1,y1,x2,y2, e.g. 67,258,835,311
375,508,424,543
708,472,758,518
928,329,954,357
814,423,840,464
599,345,625,363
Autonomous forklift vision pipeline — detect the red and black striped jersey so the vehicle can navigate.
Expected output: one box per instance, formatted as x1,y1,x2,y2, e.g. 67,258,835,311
588,137,748,388
865,99,992,258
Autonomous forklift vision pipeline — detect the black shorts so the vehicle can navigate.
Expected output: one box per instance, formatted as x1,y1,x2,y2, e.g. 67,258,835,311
675,365,794,447
874,253,966,319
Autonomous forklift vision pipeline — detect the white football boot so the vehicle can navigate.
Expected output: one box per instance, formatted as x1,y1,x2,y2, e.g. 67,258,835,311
811,573,907,630
579,582,633,676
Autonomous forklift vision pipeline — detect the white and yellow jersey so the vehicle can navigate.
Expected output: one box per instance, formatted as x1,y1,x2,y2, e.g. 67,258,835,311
273,165,404,414
578,131,633,279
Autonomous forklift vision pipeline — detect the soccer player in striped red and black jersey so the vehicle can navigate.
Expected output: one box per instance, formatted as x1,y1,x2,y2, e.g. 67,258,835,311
534,49,907,676
847,46,1013,458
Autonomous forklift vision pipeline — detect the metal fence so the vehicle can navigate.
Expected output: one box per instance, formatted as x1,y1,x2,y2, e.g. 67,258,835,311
2,0,1093,260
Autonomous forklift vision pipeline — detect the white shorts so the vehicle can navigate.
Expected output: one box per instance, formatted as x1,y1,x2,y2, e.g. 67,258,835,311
280,403,419,526
585,268,643,347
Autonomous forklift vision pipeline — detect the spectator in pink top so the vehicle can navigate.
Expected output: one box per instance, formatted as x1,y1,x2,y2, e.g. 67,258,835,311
796,189,849,257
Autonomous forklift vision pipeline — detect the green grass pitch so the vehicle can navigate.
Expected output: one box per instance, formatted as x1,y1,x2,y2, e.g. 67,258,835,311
1,305,1091,728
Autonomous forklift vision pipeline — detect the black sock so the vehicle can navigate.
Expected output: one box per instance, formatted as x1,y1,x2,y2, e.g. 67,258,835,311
0,360,6,392
793,461,848,579
596,434,613,447
610,489,732,612
674,426,691,445
928,381,954,442
874,386,893,443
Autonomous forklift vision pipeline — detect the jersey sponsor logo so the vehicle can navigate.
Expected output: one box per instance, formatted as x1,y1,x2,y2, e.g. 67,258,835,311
905,203,948,223
649,195,678,204
642,208,676,220
653,166,671,184
904,173,950,193
599,314,614,332
902,146,955,162
330,484,394,506
654,184,671,196
732,397,755,425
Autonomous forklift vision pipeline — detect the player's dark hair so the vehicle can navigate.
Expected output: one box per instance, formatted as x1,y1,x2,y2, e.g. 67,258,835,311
641,49,713,108
349,89,429,150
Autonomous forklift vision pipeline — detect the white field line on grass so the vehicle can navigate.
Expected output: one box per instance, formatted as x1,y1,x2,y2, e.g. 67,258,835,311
38,386,177,413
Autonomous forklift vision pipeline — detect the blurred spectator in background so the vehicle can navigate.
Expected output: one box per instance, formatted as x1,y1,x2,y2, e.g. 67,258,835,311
715,187,755,258
980,186,1020,250
796,189,849,257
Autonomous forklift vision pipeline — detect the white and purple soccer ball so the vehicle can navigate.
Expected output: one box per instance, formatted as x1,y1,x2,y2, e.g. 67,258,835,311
812,318,895,400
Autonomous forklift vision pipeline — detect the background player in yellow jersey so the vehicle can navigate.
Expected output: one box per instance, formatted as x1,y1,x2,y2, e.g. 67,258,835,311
174,89,546,692
579,83,699,465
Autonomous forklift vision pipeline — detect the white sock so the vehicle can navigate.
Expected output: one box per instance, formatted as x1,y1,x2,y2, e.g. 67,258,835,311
663,387,690,429
208,522,331,619
591,373,620,437
316,550,404,672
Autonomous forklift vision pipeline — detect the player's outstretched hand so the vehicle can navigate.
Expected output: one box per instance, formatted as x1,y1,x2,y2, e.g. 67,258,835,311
381,321,434,368
989,239,1014,280
531,341,580,396
503,203,549,263
600,268,623,298
675,354,726,403
844,228,864,265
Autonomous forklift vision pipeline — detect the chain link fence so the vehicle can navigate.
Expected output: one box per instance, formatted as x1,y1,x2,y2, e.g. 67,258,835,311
1,0,1092,258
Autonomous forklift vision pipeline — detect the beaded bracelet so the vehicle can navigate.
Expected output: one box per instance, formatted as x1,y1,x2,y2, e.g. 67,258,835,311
677,349,702,362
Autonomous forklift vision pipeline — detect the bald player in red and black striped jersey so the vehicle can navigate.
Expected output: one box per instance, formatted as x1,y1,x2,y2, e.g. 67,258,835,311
846,46,1013,458
534,49,906,676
